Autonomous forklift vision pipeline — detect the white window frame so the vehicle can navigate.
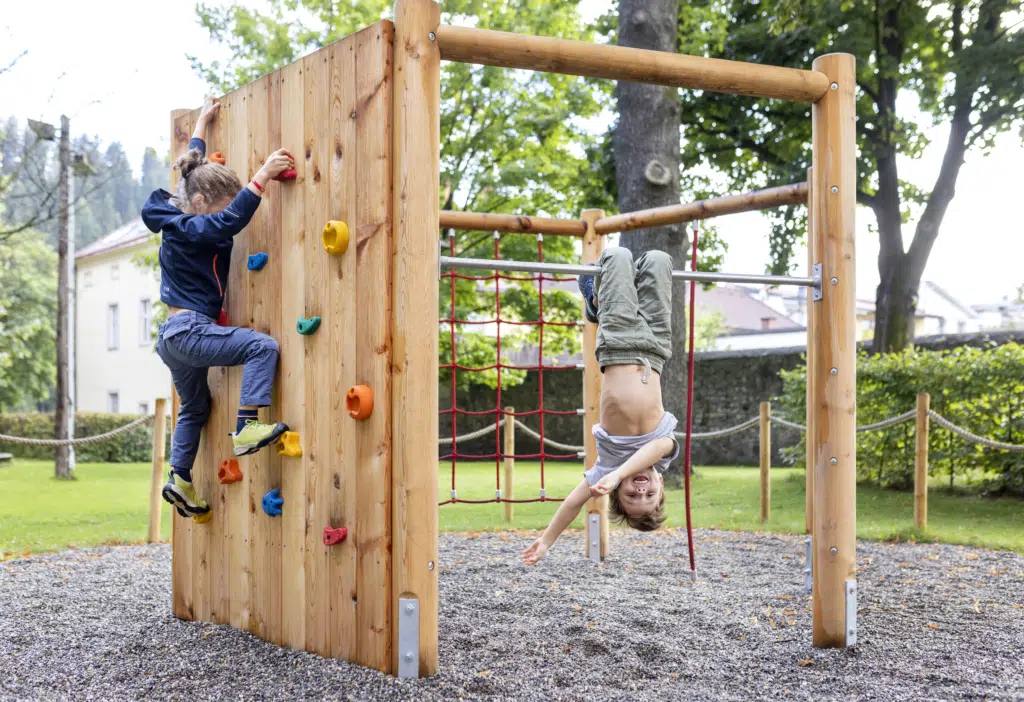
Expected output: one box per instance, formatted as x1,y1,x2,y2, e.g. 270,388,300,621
110,263,120,281
138,401,149,415
108,392,119,414
107,303,120,350
139,299,152,345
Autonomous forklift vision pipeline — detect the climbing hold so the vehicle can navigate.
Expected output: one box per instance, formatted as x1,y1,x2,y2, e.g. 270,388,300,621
296,316,321,335
321,220,349,256
323,526,348,546
193,510,213,524
346,385,374,420
209,152,226,165
247,252,268,271
276,431,302,457
274,168,297,182
218,458,243,484
262,488,283,516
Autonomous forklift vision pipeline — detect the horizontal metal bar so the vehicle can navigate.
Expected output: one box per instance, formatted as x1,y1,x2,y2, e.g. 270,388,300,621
440,256,817,288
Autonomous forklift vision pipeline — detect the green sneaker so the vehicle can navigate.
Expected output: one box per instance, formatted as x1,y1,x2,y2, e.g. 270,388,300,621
162,472,210,516
233,420,289,457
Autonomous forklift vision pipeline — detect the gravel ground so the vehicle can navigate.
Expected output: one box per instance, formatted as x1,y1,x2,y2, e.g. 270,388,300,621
2,530,1022,701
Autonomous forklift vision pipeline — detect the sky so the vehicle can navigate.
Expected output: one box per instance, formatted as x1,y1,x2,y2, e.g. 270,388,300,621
3,0,1022,306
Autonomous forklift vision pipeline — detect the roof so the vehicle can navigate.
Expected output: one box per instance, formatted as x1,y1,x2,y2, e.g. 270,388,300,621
76,217,153,260
693,285,802,332
921,281,979,319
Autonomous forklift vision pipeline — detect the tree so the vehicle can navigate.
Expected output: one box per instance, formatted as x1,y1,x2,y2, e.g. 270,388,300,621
189,0,608,388
676,0,1024,352
0,232,57,411
137,147,169,203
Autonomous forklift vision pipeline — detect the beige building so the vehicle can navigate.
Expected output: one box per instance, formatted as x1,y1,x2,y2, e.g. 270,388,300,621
75,218,170,414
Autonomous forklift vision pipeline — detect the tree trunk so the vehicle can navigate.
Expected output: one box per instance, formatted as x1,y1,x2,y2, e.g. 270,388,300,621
614,0,687,479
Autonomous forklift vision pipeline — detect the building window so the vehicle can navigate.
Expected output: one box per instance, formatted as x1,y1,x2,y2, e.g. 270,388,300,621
107,303,120,350
110,263,120,281
139,299,152,344
108,392,119,413
138,401,149,414
83,270,93,289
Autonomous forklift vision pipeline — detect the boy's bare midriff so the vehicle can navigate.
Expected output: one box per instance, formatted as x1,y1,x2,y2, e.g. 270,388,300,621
600,364,666,437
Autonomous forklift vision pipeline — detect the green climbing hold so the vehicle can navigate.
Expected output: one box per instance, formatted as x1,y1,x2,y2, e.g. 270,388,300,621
297,316,322,335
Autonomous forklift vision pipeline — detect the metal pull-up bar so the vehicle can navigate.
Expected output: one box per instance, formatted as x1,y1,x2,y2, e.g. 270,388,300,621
440,256,821,292
433,25,831,103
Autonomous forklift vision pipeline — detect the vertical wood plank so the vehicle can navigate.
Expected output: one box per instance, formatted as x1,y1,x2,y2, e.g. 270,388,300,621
760,401,771,524
580,210,607,558
302,44,332,658
915,392,929,530
170,108,194,622
148,397,167,543
353,22,394,671
327,35,359,663
805,167,815,535
279,59,307,652
392,0,441,677
810,53,857,649
504,407,514,523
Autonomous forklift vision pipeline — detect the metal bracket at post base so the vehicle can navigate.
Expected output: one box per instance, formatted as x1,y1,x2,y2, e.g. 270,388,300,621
845,580,858,646
397,597,420,679
803,537,813,594
811,264,823,301
587,513,600,563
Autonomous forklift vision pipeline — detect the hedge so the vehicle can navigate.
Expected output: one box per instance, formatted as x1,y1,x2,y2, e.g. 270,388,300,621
0,412,170,463
777,343,1024,497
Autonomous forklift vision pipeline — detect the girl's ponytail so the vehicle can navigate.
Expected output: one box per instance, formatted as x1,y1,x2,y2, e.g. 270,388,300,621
171,148,243,212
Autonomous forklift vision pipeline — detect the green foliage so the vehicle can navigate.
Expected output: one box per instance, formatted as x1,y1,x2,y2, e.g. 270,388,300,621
777,344,1024,496
0,234,57,410
0,412,169,463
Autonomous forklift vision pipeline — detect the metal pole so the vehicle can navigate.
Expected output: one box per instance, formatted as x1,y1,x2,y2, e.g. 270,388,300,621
439,256,818,289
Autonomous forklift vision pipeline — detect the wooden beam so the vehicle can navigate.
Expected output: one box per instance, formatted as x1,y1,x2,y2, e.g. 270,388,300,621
594,183,807,235
148,397,167,543
805,168,815,536
759,401,771,525
809,53,857,649
439,209,586,236
392,0,441,678
580,209,608,560
915,393,930,530
435,25,830,103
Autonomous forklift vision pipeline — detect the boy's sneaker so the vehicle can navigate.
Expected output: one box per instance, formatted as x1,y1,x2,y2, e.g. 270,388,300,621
578,274,599,323
233,420,289,457
162,472,210,516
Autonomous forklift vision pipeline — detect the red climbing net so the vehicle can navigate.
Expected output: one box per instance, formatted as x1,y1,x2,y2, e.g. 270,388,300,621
439,231,582,506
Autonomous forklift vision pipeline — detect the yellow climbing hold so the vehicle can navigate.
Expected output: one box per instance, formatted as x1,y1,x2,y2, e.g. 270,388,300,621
322,220,349,256
193,510,213,524
276,431,303,458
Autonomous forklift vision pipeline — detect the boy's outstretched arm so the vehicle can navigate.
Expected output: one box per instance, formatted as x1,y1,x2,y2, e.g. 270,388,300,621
588,436,675,498
522,479,592,565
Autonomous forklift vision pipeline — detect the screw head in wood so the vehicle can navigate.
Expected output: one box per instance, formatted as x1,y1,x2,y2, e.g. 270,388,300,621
429,32,436,41
830,546,838,554
831,277,839,285
428,561,435,571
830,82,838,90
831,186,839,193
830,457,838,465
830,368,838,375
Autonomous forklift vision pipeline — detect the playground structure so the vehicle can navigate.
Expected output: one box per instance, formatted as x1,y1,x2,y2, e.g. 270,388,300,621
166,0,856,679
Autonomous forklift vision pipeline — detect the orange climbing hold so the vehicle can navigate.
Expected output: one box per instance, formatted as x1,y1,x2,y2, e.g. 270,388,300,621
276,431,302,457
209,152,226,165
346,385,373,420
218,458,242,484
321,220,349,256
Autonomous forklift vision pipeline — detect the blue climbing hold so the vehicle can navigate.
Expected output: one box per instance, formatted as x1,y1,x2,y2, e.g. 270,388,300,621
248,252,269,271
261,488,283,517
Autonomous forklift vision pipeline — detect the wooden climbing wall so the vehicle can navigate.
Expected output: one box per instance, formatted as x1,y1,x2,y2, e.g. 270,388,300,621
168,21,394,673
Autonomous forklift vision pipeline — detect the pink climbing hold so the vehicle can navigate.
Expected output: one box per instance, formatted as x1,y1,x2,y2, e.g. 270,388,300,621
323,526,347,546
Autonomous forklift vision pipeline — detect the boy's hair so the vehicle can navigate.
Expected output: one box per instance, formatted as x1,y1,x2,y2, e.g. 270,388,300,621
172,148,242,211
608,488,667,532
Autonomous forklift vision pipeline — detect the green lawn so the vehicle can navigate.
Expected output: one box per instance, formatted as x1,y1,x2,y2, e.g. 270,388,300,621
2,458,1021,557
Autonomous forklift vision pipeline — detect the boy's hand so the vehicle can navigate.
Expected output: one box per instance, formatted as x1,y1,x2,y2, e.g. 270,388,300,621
522,537,549,565
589,470,621,498
257,148,295,181
198,96,221,124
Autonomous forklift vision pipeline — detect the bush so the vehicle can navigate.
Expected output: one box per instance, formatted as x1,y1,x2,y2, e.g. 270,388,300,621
777,343,1024,497
0,412,170,463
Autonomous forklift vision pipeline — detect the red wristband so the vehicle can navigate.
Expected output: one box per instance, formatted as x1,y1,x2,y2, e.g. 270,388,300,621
250,179,264,193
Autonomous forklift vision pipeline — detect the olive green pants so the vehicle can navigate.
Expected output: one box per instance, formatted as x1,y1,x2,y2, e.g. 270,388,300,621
594,247,673,374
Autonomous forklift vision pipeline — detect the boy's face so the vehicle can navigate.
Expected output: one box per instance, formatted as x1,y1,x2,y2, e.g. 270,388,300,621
614,466,663,517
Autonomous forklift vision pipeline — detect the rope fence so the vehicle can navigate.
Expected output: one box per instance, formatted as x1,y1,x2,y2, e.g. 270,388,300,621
0,414,156,447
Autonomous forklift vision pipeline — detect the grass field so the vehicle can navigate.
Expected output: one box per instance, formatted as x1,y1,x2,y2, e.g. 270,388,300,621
1,458,1021,557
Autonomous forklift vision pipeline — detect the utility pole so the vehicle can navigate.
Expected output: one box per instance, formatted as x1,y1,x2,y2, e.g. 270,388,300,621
54,114,75,478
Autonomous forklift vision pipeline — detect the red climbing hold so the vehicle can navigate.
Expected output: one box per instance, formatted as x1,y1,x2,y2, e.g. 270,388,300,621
323,526,347,546
218,458,242,484
274,168,297,181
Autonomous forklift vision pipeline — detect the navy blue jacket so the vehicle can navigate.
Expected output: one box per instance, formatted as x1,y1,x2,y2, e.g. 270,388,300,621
140,138,261,320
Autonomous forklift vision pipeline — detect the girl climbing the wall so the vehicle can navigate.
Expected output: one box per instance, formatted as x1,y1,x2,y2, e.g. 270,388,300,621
141,97,295,518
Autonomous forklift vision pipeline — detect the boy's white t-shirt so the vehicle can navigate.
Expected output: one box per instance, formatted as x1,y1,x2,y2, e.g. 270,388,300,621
583,412,680,486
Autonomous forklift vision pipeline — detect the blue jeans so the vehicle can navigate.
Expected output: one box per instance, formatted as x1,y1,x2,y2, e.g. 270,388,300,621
156,311,279,472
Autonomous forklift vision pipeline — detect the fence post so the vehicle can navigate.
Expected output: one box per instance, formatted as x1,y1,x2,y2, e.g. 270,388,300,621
504,406,515,523
148,397,168,543
581,208,608,560
760,401,771,524
915,393,930,530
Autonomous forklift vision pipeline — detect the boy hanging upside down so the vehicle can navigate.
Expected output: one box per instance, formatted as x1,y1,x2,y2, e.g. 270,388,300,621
523,247,679,565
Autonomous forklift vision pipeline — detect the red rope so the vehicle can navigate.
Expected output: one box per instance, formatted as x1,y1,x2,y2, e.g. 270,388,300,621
683,223,699,578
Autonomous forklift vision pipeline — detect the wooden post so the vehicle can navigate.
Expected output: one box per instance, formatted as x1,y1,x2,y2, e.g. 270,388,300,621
915,393,930,530
148,398,168,543
760,401,771,524
809,53,857,649
805,167,815,535
392,0,441,678
580,209,608,559
504,407,515,523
